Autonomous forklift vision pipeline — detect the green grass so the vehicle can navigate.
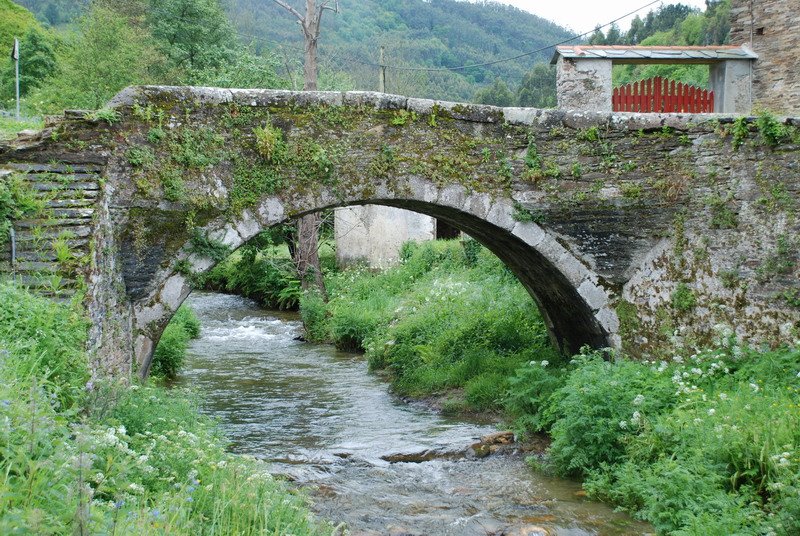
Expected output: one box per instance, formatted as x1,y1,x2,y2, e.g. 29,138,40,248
151,305,201,378
507,345,800,535
0,115,43,141
0,280,333,535
300,239,558,411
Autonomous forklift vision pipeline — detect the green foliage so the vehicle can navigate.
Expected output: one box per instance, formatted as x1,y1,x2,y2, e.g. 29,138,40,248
474,78,514,107
0,28,57,105
672,283,697,311
0,115,43,141
0,281,88,404
170,127,225,168
26,6,165,113
511,201,543,224
0,281,329,535
523,142,541,170
301,240,558,411
88,107,120,124
731,117,750,150
150,305,200,378
756,112,792,147
577,126,601,142
146,0,234,82
201,229,306,311
708,192,738,229
252,123,285,162
188,228,232,262
389,109,417,126
126,145,155,168
0,172,44,246
756,234,796,282
0,0,42,56
507,339,800,533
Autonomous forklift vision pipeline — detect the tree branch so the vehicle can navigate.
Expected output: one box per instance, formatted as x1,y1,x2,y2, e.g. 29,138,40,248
270,0,305,23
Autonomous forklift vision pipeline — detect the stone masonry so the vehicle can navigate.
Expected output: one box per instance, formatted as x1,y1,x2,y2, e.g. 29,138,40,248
0,87,798,379
730,0,800,115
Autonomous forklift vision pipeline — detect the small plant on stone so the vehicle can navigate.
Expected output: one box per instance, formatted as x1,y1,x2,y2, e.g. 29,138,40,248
672,283,697,311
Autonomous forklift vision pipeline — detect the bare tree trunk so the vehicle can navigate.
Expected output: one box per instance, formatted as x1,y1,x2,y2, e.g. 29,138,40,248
271,0,338,300
295,214,327,299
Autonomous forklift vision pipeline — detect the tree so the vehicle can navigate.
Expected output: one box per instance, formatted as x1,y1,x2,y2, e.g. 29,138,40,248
146,0,234,83
270,0,339,91
1,28,57,104
271,0,341,299
26,6,164,112
473,78,514,107
516,63,556,108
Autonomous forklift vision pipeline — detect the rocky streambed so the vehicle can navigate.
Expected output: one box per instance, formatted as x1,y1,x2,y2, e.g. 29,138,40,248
176,292,652,536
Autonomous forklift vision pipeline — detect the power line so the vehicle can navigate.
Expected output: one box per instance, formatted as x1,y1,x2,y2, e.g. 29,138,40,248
364,0,664,72
235,0,663,74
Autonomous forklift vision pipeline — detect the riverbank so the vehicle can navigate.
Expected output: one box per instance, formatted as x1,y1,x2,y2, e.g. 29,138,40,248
0,281,333,535
237,238,798,535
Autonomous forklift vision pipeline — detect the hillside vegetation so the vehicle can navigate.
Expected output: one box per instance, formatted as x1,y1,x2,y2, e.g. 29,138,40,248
3,0,733,115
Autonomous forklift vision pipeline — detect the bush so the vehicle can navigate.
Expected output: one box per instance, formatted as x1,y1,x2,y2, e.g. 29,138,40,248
507,341,800,535
150,305,201,378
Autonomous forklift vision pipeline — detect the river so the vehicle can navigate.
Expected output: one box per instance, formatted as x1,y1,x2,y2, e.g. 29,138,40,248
176,292,652,536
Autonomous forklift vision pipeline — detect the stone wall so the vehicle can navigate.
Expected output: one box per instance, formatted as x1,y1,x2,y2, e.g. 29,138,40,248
1,87,798,378
555,56,613,111
730,0,800,114
335,205,435,268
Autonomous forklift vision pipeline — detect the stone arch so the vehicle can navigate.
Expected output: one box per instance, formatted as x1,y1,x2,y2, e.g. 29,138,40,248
131,182,618,378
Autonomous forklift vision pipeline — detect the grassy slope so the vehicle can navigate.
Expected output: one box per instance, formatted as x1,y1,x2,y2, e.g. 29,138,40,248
0,281,332,535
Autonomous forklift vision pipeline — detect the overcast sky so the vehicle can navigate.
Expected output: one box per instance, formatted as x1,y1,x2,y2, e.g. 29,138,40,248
498,0,708,35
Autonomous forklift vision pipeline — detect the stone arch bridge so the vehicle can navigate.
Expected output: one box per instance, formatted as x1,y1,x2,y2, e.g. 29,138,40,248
1,86,798,377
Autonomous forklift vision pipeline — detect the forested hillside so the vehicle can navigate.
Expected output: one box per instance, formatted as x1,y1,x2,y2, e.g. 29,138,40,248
3,0,732,117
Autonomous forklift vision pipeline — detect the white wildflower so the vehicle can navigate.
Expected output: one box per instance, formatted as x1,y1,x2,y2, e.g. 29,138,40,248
750,383,760,392
707,408,716,416
618,420,628,429
632,394,645,406
540,360,549,367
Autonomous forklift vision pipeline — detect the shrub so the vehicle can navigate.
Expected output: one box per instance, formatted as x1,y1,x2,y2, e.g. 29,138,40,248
546,351,676,476
150,305,201,378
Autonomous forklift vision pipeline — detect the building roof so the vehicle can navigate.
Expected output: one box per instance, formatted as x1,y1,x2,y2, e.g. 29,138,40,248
551,45,758,65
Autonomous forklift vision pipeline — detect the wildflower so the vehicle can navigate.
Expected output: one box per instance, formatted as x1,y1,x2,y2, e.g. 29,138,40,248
718,393,728,401
618,420,628,429
114,500,125,509
707,408,716,416
632,394,645,406
750,383,760,392
630,411,641,425
151,509,160,519
540,360,549,367
0,400,10,407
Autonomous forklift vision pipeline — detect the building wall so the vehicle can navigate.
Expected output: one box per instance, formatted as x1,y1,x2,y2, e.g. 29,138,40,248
729,0,800,114
334,205,435,268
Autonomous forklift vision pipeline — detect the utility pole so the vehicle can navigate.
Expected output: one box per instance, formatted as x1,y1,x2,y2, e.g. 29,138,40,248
379,46,386,93
12,37,20,120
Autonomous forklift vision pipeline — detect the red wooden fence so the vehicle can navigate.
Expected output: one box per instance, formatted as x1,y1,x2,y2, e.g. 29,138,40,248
612,77,714,113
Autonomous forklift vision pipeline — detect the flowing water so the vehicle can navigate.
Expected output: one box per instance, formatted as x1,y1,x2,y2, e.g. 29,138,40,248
177,292,652,536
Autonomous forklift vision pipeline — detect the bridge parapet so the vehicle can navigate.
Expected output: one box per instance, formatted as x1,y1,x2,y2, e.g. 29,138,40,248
1,86,798,377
